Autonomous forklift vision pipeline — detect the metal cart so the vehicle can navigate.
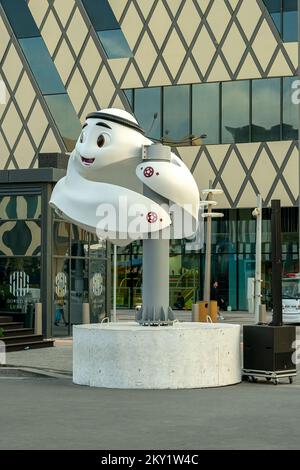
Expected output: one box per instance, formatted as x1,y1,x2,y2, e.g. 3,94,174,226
242,368,297,385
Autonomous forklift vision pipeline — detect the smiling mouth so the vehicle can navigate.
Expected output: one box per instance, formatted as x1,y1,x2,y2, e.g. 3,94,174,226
81,156,95,166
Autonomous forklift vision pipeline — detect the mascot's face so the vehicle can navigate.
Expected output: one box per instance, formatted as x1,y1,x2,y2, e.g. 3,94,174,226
73,108,147,181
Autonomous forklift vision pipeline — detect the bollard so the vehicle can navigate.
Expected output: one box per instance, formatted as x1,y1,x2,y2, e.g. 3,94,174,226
192,303,199,322
258,304,267,324
82,303,90,324
35,303,42,335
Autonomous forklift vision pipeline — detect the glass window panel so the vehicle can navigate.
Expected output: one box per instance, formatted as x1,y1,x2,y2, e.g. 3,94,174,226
114,255,131,308
192,83,219,145
19,37,65,94
283,76,298,139
71,225,89,258
263,0,282,33
238,209,256,253
97,30,132,59
0,257,41,313
210,210,237,253
53,257,69,336
209,253,237,311
252,78,281,141
53,221,70,257
124,89,133,110
82,0,119,31
132,240,143,255
0,220,41,256
238,254,255,309
44,94,81,151
0,0,40,38
281,207,299,252
0,195,41,220
89,234,106,258
90,258,106,321
134,87,161,140
164,85,190,142
222,81,250,143
283,0,298,42
70,257,89,325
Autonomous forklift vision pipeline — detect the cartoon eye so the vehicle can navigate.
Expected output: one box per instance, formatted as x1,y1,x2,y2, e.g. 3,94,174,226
97,134,105,148
80,131,86,143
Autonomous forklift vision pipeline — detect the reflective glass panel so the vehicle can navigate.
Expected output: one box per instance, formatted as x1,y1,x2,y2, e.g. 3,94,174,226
53,258,69,336
210,210,237,254
82,0,119,31
283,76,298,140
124,89,133,110
53,221,70,257
134,87,161,140
70,257,89,325
263,0,282,33
70,225,89,258
89,234,106,258
164,85,190,142
44,94,81,151
0,0,40,38
0,257,41,313
222,81,250,143
192,83,219,144
283,0,298,42
238,209,256,253
19,37,65,95
90,259,106,322
238,254,255,310
97,30,132,59
252,78,281,141
115,255,131,308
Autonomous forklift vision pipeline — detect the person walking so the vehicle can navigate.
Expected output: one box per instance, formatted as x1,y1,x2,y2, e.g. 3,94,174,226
210,280,225,320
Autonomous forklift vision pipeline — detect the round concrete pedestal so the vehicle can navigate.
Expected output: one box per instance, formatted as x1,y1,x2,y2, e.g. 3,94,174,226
73,322,241,389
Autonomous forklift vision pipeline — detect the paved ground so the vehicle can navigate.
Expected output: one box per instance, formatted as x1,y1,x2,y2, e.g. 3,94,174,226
0,376,300,450
1,311,300,450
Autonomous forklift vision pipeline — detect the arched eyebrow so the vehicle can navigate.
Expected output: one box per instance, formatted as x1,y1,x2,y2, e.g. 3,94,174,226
82,121,112,130
96,122,112,129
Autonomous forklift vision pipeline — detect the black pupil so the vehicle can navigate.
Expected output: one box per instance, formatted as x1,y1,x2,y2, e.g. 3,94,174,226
97,135,105,147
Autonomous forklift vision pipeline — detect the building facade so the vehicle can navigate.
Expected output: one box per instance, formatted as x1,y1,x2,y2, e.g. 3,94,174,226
0,0,299,332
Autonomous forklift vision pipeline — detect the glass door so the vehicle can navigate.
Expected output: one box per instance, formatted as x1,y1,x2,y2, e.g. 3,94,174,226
70,257,89,326
53,257,69,337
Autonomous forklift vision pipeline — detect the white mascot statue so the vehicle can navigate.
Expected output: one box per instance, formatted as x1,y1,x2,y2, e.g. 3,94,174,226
50,108,200,324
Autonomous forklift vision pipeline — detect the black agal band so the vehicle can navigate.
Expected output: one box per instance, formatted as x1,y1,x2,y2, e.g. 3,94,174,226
86,112,145,135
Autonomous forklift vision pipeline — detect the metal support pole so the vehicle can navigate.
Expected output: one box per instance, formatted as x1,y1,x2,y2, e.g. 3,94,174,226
271,199,283,326
141,238,172,323
136,143,174,324
34,302,42,336
113,244,117,322
203,185,213,302
254,194,262,324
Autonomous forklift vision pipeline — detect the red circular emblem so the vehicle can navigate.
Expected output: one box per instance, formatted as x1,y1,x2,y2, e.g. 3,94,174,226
146,212,158,224
144,166,154,178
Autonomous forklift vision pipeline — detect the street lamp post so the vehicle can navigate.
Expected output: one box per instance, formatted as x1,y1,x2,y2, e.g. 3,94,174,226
201,188,224,314
252,194,262,324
